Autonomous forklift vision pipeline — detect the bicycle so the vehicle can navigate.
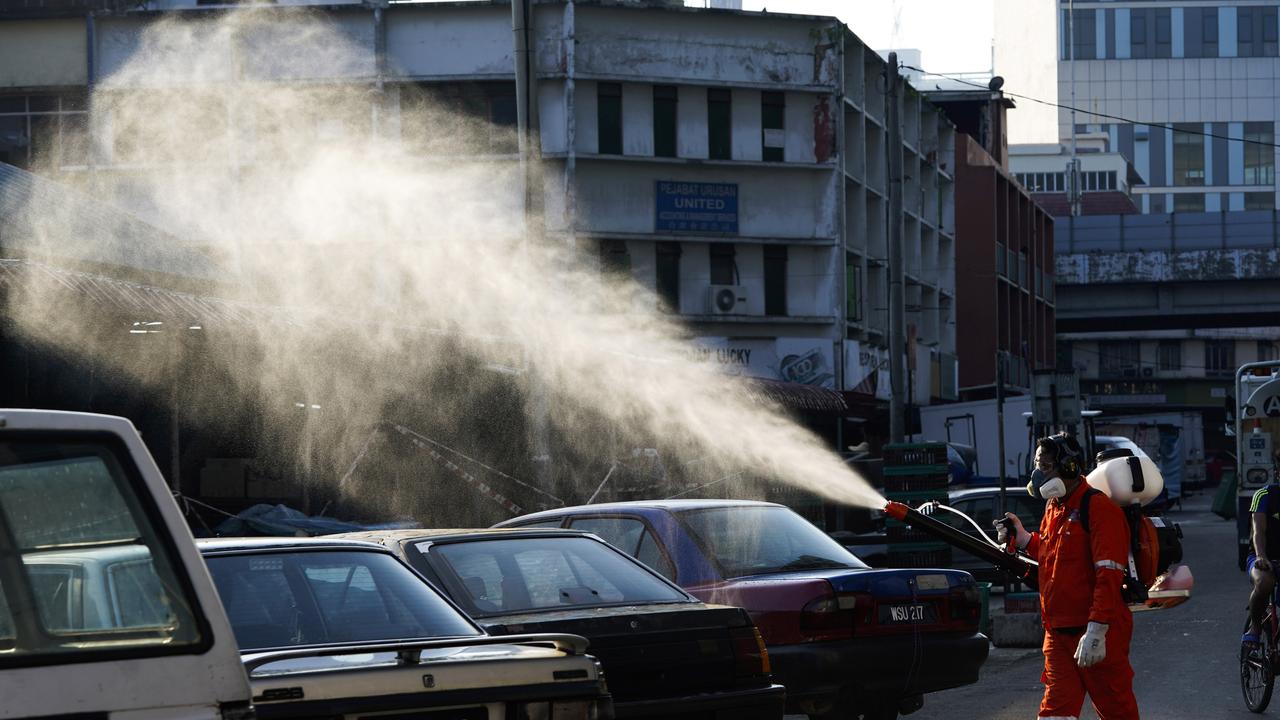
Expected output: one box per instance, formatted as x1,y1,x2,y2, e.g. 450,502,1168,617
1242,585,1280,712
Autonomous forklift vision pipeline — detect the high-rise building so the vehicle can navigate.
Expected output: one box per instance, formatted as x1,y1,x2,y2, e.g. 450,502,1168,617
1001,0,1279,213
995,1,1280,470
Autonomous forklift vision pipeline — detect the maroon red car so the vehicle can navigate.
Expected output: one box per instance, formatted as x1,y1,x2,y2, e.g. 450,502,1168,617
498,499,988,720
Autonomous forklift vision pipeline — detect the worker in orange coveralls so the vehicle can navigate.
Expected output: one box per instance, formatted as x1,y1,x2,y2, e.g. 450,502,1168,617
998,433,1139,720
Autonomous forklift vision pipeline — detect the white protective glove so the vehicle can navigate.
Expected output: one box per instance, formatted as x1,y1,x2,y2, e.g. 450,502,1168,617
998,512,1032,550
1074,621,1108,668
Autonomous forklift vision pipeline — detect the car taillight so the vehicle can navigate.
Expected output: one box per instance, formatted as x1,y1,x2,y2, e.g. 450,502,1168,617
799,586,868,641
217,701,255,720
729,625,772,677
949,584,982,624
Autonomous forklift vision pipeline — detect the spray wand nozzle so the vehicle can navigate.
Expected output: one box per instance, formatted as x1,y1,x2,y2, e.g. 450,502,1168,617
882,500,1039,588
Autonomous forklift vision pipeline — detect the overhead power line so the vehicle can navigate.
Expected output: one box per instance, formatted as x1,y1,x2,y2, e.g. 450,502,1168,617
901,64,1280,150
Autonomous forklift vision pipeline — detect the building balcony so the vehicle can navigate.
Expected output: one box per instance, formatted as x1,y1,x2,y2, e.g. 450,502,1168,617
0,0,140,16
681,313,836,326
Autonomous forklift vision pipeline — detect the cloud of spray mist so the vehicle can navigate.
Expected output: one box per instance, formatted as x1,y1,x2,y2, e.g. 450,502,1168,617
10,11,885,520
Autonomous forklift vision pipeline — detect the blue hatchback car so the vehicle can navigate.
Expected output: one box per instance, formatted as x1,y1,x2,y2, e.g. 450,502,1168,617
497,499,988,720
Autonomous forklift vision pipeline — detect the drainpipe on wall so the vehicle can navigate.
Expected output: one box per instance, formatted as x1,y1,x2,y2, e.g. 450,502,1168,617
86,12,96,87
835,23,847,457
86,11,99,186
564,1,576,249
512,0,554,496
372,6,386,137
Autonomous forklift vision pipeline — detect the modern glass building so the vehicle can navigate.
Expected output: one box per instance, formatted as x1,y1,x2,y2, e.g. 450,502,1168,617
1053,1,1279,213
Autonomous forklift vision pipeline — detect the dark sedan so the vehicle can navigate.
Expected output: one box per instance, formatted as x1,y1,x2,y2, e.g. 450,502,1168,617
198,537,613,720
498,500,989,720
338,528,785,720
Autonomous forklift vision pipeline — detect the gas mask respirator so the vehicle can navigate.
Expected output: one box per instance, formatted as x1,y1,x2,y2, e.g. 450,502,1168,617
1027,468,1068,500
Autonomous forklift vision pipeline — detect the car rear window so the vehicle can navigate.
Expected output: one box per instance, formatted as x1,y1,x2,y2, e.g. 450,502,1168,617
424,537,689,617
205,550,481,650
679,506,867,578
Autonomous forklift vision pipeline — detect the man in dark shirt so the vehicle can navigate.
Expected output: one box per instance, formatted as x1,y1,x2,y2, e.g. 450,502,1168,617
1245,483,1280,646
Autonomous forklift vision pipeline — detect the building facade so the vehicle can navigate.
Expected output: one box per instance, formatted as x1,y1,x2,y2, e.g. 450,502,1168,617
1010,138,1145,216
988,1,1280,459
926,88,1057,398
1047,0,1280,213
0,1,963,503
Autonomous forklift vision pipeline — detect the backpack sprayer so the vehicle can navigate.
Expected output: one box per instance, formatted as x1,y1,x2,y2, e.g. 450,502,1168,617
883,448,1193,612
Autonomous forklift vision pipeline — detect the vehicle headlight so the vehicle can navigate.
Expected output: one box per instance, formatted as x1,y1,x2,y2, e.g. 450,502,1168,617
514,700,601,720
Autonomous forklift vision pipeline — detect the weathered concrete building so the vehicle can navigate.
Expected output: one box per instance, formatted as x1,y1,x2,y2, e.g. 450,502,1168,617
0,0,960,451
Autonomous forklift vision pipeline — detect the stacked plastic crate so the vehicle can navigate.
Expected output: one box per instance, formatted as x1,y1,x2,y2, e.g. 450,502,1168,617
883,442,952,568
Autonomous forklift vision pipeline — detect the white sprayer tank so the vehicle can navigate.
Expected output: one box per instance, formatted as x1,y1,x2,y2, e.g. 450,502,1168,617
1086,448,1164,506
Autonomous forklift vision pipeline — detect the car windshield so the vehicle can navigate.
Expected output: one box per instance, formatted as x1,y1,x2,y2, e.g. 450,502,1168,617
679,506,867,578
205,550,481,651
426,536,689,617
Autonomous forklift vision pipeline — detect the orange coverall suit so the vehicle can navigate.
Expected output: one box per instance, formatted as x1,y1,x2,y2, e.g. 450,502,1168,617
1024,480,1138,720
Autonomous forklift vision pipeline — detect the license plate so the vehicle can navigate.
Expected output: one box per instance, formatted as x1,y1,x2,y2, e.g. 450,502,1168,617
881,603,936,624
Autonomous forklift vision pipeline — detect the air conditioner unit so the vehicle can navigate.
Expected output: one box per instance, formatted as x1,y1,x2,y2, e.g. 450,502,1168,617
707,285,747,314
1142,367,1154,378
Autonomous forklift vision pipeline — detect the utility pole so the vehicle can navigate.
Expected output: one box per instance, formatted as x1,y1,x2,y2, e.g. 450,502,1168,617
996,352,1009,593
1067,0,1081,217
512,0,554,496
996,353,1007,517
887,52,907,444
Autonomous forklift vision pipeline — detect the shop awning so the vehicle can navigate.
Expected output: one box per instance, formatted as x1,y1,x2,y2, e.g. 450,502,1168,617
750,378,849,414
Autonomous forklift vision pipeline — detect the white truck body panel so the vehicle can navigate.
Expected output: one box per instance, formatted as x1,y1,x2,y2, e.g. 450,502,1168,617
0,409,252,719
1094,410,1206,496
917,396,1033,479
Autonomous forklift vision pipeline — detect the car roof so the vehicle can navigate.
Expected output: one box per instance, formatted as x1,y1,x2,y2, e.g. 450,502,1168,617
505,498,782,523
332,528,591,545
949,487,1022,501
196,536,389,554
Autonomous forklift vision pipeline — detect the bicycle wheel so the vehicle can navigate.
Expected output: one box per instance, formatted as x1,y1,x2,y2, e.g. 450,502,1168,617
1243,616,1276,712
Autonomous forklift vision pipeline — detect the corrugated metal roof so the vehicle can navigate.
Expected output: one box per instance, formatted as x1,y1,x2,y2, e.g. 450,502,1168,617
751,378,848,414
0,258,281,326
0,162,222,280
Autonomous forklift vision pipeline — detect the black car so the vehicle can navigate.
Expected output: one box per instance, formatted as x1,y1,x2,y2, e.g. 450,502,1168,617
198,537,613,720
338,528,786,720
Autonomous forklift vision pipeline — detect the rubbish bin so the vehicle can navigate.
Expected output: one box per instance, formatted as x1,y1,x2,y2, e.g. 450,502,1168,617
977,581,992,636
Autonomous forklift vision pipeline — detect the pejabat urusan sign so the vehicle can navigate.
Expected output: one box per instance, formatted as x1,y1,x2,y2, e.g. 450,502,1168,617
655,181,738,233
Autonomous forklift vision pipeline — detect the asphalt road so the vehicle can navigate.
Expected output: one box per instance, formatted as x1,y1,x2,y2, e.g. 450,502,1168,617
911,489,1255,720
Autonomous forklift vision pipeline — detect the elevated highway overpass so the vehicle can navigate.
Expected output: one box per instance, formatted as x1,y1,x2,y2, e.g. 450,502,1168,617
1055,211,1280,332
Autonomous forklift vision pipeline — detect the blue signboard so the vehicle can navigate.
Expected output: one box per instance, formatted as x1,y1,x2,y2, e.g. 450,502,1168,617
655,181,738,234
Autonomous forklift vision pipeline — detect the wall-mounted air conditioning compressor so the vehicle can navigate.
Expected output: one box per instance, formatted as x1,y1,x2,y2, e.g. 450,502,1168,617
707,285,747,314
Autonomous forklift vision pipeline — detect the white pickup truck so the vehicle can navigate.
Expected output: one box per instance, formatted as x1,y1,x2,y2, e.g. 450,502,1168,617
0,410,612,720
0,409,253,719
